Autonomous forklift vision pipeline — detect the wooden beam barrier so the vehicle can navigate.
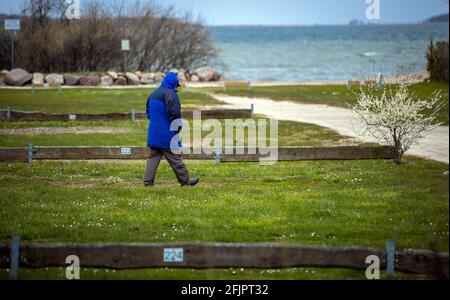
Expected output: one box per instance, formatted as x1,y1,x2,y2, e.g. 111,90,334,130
0,146,395,163
0,242,447,278
0,109,252,122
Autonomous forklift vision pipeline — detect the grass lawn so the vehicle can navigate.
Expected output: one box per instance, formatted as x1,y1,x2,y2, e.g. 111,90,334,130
0,157,448,279
0,88,221,113
207,81,450,125
0,119,359,147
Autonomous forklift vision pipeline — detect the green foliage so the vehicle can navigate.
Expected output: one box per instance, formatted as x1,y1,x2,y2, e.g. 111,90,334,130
0,158,447,279
0,119,355,147
0,88,221,113
426,40,449,82
211,81,449,125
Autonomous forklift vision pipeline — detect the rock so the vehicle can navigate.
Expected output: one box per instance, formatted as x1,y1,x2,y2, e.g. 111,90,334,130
45,73,64,85
140,73,155,85
100,75,113,86
64,74,80,86
190,74,199,82
0,70,8,86
32,73,44,85
125,72,140,85
170,68,179,74
154,72,165,83
184,70,192,81
80,75,100,86
4,68,32,86
193,66,221,82
134,71,142,79
107,71,118,80
114,76,128,86
177,72,187,86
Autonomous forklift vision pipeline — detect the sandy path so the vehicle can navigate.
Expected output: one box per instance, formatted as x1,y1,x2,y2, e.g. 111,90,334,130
211,94,449,163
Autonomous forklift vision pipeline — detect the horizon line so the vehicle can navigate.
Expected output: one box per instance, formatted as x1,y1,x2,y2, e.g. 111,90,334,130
206,21,449,27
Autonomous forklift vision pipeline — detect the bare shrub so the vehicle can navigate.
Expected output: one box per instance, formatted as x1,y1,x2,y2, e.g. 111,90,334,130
0,0,217,72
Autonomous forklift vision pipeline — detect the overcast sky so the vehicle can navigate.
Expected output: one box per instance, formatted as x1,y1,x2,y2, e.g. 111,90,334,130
0,0,448,25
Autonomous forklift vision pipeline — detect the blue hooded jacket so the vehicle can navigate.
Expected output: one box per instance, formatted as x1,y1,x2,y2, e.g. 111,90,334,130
146,72,182,149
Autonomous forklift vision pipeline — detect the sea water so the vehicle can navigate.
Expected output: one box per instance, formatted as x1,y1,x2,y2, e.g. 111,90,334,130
210,24,449,81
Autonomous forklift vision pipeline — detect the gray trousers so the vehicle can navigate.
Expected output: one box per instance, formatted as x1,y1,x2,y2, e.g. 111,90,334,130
143,148,190,185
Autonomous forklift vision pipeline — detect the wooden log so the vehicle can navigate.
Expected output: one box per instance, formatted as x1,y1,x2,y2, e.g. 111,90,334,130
34,146,150,160
0,243,446,277
0,146,395,162
0,243,385,269
396,249,449,279
0,147,27,162
0,109,252,122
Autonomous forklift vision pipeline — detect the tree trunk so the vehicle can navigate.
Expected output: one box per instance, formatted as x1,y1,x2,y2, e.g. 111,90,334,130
393,130,403,165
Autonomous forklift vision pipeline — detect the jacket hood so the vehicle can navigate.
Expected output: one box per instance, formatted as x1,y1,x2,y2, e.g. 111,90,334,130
160,72,180,90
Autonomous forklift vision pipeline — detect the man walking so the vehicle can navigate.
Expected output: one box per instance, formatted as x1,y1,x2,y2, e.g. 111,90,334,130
143,72,200,187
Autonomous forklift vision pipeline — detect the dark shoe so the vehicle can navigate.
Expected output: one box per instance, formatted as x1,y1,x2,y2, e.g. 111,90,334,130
143,181,154,187
182,177,200,187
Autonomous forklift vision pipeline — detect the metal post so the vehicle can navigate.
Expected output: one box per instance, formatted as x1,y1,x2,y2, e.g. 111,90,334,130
131,108,136,121
11,32,15,70
28,143,33,164
386,239,395,278
247,80,252,91
250,104,254,118
6,107,11,120
123,51,127,73
32,84,36,94
377,73,383,89
214,145,221,165
9,234,20,280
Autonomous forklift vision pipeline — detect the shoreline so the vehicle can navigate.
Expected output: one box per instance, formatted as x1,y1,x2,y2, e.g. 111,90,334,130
0,71,431,89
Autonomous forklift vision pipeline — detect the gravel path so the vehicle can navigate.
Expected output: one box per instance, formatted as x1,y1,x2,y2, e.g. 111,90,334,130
212,94,449,163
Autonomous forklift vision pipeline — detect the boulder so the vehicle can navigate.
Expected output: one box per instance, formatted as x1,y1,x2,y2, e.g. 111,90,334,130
100,75,113,86
114,76,128,86
140,73,155,85
177,72,187,86
32,73,44,85
107,71,118,80
193,66,221,82
45,73,64,85
64,74,80,86
134,71,142,79
125,72,140,85
0,70,8,86
4,68,32,86
80,75,100,86
154,72,165,83
190,74,199,82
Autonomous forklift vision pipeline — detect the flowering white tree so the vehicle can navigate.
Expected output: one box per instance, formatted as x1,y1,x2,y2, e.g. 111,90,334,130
353,84,444,164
